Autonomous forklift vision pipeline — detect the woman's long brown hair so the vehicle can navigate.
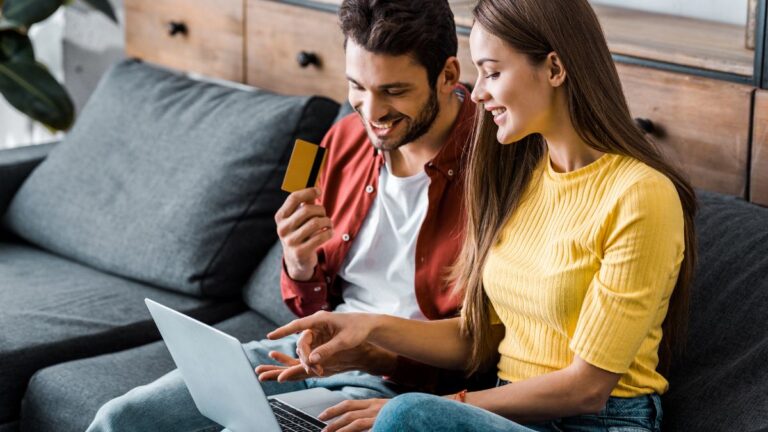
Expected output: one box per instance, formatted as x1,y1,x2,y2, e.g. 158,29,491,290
455,0,697,376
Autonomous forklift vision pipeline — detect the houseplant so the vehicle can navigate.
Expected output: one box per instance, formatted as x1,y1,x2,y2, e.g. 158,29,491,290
0,0,116,130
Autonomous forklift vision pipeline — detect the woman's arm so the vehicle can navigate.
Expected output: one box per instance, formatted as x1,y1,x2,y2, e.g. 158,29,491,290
268,312,480,371
461,355,621,423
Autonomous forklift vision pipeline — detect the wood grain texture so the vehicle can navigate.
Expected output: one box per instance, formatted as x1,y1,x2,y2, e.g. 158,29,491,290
751,90,768,205
617,63,753,197
451,2,754,77
124,0,245,82
246,0,346,101
246,0,477,102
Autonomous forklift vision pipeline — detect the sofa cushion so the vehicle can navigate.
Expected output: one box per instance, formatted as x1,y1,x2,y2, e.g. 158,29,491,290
663,191,768,431
243,241,296,326
20,311,275,432
2,59,339,297
0,242,244,426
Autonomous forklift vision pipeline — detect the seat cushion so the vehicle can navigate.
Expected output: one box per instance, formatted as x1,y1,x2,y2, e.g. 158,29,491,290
20,311,275,432
3,59,339,297
0,242,243,425
663,191,768,431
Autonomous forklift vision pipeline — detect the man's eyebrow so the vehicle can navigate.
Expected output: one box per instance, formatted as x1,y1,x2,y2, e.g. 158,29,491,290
379,82,412,90
345,76,412,90
475,58,499,67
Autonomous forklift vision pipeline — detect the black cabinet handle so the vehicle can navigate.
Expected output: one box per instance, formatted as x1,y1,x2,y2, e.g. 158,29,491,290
634,118,656,135
297,51,320,68
168,21,188,37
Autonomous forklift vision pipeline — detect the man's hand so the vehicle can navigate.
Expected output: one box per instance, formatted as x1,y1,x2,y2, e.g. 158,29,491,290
319,399,389,432
275,187,333,281
256,330,397,381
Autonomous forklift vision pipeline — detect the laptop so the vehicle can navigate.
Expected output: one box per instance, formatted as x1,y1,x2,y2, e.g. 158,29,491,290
145,299,348,432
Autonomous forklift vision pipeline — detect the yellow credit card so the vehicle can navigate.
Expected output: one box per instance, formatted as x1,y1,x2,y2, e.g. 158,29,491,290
281,139,328,193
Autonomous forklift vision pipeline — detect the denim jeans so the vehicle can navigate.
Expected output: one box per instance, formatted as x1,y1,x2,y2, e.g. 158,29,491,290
86,334,399,432
373,392,663,432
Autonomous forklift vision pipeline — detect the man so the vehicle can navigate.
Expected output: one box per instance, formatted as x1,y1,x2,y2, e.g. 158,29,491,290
87,0,476,431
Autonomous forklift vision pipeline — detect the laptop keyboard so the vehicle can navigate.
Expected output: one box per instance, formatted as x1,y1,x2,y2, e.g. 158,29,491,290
269,399,326,432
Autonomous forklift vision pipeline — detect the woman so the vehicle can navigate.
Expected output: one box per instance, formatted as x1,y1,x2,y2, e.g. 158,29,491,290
268,0,697,430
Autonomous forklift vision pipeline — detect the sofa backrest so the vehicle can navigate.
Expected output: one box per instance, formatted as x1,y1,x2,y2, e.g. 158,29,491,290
663,191,768,431
2,60,339,298
242,241,296,326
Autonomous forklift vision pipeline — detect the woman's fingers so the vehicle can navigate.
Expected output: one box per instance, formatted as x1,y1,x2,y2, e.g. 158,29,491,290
267,317,313,340
318,400,368,420
277,364,312,382
308,336,353,365
256,368,284,381
269,350,300,366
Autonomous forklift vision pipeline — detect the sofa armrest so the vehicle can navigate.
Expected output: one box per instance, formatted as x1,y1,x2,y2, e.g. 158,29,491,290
0,142,58,215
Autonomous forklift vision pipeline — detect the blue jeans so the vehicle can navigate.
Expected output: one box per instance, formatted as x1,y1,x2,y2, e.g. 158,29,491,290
86,334,399,432
373,392,663,432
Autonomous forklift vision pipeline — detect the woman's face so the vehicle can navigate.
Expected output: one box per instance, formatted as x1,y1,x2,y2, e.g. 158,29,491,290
469,24,558,145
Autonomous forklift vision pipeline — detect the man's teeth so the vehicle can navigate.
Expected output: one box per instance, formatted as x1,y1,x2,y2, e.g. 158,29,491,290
371,119,396,129
492,108,506,116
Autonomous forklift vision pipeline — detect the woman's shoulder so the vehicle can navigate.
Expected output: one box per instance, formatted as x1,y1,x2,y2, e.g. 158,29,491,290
608,154,679,197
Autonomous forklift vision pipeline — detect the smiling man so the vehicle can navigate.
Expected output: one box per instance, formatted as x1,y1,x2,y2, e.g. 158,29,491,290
86,1,477,431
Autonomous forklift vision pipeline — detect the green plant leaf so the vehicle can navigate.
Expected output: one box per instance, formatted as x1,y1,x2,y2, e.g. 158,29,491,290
0,30,34,62
0,60,74,130
81,0,116,22
2,0,63,27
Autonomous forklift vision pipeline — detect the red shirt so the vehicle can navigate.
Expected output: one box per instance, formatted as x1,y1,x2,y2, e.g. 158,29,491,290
280,88,475,321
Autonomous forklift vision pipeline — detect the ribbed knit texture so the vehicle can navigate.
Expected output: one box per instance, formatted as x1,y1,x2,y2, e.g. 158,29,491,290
483,152,685,397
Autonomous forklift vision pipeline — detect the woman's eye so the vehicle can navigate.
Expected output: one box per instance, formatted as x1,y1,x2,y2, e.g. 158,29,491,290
485,72,500,80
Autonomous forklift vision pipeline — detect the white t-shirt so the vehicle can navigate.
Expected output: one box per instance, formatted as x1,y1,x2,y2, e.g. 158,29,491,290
335,155,430,320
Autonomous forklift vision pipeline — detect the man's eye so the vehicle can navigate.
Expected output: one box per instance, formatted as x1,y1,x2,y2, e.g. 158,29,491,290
386,90,406,96
349,82,363,90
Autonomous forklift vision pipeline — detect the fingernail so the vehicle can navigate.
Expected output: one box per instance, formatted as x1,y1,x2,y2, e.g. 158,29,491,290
309,353,321,363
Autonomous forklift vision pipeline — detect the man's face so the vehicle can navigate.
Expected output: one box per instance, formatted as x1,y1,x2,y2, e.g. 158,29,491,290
345,40,440,151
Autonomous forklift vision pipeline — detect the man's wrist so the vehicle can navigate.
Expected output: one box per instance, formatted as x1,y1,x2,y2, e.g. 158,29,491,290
285,260,316,282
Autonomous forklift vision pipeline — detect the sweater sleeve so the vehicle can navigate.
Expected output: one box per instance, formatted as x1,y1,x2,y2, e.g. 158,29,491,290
569,177,685,373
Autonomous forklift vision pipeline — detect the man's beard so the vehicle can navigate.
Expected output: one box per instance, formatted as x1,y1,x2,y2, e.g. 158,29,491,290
361,88,440,152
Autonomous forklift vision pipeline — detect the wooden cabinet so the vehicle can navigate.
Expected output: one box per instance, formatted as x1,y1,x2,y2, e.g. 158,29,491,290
125,0,245,82
244,0,478,102
246,0,346,101
752,90,768,205
617,64,753,196
124,0,768,205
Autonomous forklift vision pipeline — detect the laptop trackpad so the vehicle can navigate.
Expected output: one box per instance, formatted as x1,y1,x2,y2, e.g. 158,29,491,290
271,388,349,418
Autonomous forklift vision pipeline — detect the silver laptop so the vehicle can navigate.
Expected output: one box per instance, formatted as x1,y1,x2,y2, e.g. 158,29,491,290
145,299,347,432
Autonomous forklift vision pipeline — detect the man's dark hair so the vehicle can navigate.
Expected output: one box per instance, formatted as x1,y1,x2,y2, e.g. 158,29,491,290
339,0,458,87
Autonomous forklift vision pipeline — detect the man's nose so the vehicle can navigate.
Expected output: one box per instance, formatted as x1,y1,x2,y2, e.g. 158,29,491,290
359,93,389,122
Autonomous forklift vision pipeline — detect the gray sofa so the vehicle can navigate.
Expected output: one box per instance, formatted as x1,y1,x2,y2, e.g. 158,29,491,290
0,59,339,431
1,60,767,432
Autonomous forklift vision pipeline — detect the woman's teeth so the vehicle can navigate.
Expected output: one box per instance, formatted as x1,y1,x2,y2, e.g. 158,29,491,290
492,108,506,117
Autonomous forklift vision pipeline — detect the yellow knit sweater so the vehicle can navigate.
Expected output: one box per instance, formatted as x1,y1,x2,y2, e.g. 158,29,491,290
483,152,685,397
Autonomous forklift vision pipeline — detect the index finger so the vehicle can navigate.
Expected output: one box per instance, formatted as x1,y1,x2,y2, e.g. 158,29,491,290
267,317,314,340
275,188,321,221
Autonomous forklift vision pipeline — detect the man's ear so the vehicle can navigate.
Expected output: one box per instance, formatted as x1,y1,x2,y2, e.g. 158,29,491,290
547,52,567,87
438,56,461,93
